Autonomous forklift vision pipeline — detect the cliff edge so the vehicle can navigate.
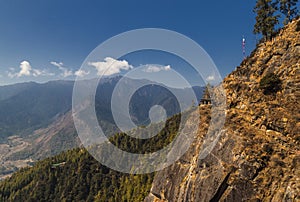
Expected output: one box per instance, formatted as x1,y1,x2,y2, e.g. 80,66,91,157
145,18,300,202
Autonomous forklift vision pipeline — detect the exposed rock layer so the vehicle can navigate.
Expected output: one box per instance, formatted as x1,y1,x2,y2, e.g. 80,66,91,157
145,18,300,202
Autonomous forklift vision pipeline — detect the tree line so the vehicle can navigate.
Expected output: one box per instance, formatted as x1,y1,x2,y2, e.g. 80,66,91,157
254,0,299,40
0,112,185,201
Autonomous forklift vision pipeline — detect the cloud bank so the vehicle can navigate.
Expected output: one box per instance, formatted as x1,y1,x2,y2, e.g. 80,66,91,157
6,58,173,81
50,61,73,77
143,64,171,73
75,69,90,77
8,61,52,78
88,57,133,76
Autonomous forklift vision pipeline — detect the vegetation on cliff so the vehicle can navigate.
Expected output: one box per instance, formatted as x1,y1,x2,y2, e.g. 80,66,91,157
253,0,299,39
145,17,300,202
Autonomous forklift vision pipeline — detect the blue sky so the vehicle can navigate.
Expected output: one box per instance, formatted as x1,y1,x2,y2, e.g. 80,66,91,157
0,0,257,86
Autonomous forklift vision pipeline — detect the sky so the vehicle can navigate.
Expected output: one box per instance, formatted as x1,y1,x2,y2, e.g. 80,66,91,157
0,0,258,86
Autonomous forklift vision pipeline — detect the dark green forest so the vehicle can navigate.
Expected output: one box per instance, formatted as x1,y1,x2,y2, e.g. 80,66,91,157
0,148,153,202
0,113,184,202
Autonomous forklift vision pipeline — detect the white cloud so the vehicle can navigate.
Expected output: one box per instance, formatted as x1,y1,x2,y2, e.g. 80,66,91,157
33,69,55,77
206,75,215,81
18,61,32,77
143,64,171,73
8,72,16,78
50,61,64,68
75,69,90,77
32,69,42,77
62,69,73,77
50,61,73,77
8,60,53,78
88,57,133,76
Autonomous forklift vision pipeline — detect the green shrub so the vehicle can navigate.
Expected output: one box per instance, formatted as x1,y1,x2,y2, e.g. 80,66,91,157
259,72,282,95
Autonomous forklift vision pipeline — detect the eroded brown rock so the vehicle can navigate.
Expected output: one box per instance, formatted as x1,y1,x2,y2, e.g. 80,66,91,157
145,18,300,202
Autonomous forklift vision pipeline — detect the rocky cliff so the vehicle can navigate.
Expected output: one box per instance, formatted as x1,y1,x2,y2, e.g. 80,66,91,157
145,18,300,202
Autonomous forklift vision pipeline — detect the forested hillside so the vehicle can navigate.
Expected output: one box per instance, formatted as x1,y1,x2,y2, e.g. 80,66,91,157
0,148,153,202
0,113,185,201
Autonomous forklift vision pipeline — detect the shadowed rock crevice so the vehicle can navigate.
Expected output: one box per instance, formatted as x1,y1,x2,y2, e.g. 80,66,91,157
209,171,232,202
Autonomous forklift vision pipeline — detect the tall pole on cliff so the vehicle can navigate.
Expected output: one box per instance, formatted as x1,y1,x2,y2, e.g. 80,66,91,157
242,36,246,59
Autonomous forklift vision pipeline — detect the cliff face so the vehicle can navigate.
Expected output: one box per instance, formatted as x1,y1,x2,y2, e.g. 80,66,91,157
145,18,300,202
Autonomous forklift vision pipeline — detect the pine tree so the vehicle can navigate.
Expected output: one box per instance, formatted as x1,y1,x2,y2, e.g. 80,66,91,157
253,0,279,40
278,0,299,24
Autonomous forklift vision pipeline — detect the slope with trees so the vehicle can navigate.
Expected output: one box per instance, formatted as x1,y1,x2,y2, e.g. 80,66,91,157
253,0,299,40
0,112,184,201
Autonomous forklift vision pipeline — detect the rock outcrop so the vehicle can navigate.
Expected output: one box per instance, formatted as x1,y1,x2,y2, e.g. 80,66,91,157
145,18,300,202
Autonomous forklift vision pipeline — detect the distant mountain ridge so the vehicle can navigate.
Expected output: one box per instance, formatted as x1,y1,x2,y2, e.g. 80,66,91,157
0,77,203,138
0,80,74,138
0,76,204,179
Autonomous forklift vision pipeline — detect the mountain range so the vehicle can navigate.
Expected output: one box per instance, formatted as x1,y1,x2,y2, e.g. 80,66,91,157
0,77,203,179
